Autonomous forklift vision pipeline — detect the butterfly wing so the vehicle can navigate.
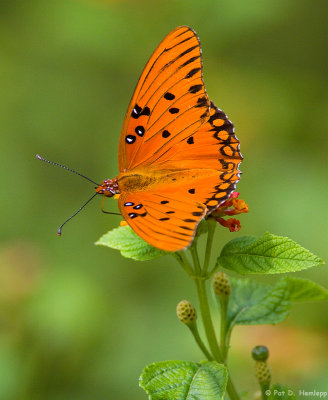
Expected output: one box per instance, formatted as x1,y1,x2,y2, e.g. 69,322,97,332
152,101,243,212
115,27,242,251
117,101,242,252
118,26,210,171
118,190,206,252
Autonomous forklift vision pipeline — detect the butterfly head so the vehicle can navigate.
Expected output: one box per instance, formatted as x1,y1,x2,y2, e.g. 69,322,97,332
95,178,119,197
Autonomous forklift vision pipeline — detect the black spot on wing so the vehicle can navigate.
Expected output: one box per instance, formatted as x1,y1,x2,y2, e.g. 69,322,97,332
195,96,208,108
126,135,136,144
131,104,150,119
179,45,199,58
164,92,175,100
189,84,202,94
180,226,193,231
135,126,145,137
180,56,200,68
185,68,201,79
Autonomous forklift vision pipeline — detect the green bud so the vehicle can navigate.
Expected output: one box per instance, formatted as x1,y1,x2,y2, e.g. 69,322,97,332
252,345,269,362
176,300,197,325
255,361,271,384
213,271,231,297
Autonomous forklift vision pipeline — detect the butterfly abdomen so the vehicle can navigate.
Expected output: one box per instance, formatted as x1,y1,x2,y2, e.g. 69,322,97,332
117,168,221,193
117,169,182,192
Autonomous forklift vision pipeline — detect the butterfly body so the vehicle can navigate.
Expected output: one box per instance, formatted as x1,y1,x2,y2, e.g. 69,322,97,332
99,26,242,252
117,167,222,192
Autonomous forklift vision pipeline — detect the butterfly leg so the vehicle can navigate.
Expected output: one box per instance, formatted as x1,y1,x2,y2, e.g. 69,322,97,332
100,195,120,215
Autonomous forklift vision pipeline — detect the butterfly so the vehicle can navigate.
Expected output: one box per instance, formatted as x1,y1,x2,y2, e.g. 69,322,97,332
96,26,242,252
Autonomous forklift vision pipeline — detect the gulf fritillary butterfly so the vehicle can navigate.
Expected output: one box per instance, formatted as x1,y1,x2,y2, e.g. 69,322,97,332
96,26,242,252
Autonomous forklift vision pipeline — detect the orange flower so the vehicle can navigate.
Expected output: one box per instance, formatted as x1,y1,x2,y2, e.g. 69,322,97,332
217,218,241,232
225,198,249,216
212,192,248,232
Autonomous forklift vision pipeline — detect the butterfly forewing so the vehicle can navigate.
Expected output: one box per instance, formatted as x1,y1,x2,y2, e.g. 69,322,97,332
154,101,242,172
118,26,210,171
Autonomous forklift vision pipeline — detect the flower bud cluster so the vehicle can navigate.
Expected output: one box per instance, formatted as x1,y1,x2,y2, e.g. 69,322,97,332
254,361,271,383
176,300,197,325
213,272,231,297
252,345,271,386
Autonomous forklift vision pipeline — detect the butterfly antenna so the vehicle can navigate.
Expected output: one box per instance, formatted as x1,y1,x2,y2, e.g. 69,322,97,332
57,192,98,236
36,154,100,186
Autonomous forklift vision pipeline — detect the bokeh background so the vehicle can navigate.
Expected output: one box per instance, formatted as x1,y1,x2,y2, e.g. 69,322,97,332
1,0,327,399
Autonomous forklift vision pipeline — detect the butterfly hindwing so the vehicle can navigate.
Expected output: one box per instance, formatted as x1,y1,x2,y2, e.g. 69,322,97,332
118,190,206,252
118,26,210,171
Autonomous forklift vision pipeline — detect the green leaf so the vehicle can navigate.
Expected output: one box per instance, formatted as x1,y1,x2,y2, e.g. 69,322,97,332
139,360,228,400
284,277,328,302
95,225,166,261
227,278,290,326
268,384,297,399
217,232,324,274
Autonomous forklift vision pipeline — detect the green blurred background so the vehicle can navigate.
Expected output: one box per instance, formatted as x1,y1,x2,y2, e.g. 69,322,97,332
1,0,327,399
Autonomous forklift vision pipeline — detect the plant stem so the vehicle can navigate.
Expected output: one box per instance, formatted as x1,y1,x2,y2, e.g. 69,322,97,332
226,377,241,400
203,217,217,275
188,324,214,361
260,381,270,399
173,251,194,276
194,277,222,361
190,240,202,275
195,277,240,400
190,242,240,400
219,297,229,363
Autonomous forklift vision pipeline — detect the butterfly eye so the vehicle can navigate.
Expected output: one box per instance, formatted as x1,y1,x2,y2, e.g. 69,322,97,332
124,202,134,206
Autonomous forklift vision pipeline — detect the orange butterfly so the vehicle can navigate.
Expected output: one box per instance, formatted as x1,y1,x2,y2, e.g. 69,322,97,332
96,26,242,252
